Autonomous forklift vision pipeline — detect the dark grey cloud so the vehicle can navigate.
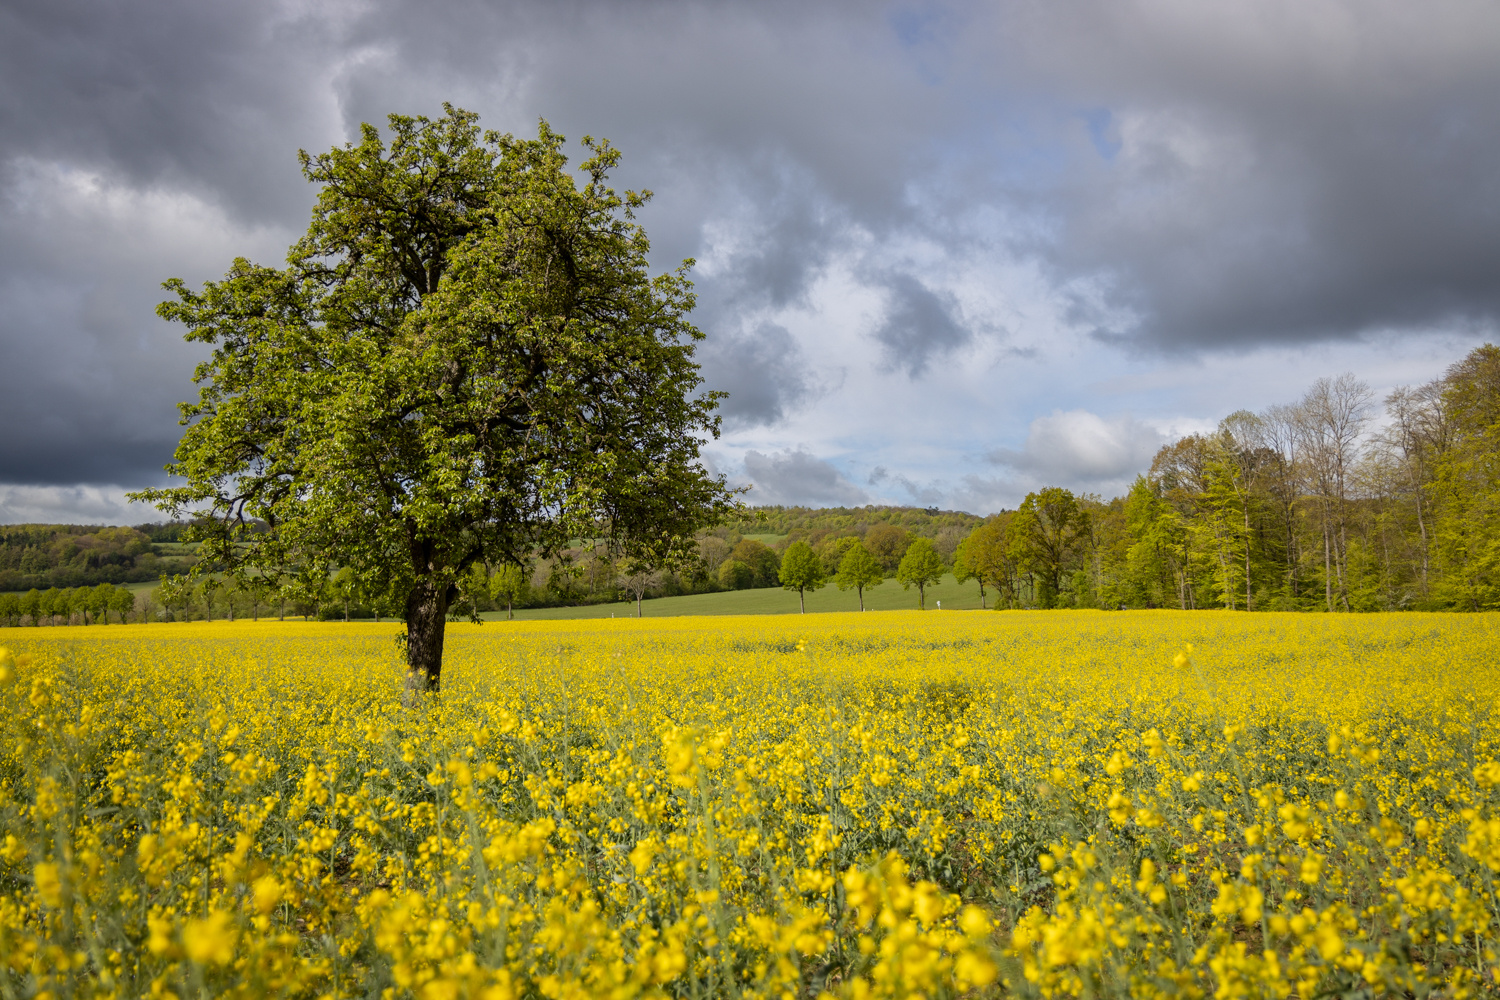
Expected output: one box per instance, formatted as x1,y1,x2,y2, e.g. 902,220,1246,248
2,0,1498,507
742,449,869,507
871,273,971,376
697,322,815,429
969,0,1500,349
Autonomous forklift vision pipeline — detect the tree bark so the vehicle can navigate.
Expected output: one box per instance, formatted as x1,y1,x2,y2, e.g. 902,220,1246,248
404,579,452,702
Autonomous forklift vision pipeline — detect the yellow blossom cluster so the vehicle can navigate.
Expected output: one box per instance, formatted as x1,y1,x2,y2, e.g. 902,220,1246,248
2,610,1500,998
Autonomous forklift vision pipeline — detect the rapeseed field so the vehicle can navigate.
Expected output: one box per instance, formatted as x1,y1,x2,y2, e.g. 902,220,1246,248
2,611,1499,998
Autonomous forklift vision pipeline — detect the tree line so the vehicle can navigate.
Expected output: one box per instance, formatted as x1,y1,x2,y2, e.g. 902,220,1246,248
0,583,138,626
945,344,1500,611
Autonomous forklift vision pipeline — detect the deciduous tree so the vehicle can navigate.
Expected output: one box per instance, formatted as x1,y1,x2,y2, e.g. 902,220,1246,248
131,107,736,698
834,541,883,611
778,541,826,613
895,538,945,610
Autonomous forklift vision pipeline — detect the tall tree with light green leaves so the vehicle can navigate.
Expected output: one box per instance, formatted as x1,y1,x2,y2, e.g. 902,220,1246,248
834,541,883,611
778,540,826,613
1009,487,1084,608
895,537,945,610
131,106,738,697
489,564,530,621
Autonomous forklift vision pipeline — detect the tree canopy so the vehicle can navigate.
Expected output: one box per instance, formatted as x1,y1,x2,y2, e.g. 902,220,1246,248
778,541,826,613
131,107,738,694
895,538,946,609
834,541,883,612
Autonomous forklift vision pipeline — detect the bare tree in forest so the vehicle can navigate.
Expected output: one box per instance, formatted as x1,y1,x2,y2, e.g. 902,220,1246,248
1383,384,1450,596
1294,375,1373,611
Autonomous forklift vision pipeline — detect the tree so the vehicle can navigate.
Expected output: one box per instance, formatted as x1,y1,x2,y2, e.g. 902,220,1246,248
39,588,61,626
895,538,946,609
1009,488,1084,608
816,535,861,576
88,583,113,624
865,525,911,572
20,589,40,626
696,536,732,578
489,563,530,620
951,534,987,609
1293,375,1373,611
332,567,358,622
197,578,222,622
718,559,753,590
130,107,737,698
834,541,883,611
618,560,660,618
729,539,780,588
108,586,136,624
779,541,826,613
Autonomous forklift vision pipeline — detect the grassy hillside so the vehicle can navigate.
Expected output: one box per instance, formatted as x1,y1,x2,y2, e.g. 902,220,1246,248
482,572,994,620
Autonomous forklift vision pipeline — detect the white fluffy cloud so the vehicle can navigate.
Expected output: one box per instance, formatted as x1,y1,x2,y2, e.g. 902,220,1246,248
988,410,1164,485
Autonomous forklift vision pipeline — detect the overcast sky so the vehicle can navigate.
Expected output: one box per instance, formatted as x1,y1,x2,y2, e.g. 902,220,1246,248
2,0,1497,523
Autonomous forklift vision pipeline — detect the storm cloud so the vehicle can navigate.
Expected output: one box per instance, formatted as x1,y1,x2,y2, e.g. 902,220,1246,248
742,449,869,507
1,0,1497,516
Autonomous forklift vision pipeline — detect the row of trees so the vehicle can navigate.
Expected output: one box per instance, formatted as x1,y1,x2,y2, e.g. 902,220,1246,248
777,537,949,611
0,583,138,626
941,344,1500,611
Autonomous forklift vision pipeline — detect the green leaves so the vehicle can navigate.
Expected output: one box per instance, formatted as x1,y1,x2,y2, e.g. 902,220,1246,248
130,107,738,685
896,538,947,609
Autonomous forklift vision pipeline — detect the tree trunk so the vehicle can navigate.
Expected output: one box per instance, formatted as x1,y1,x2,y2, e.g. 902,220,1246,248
507,599,513,621
404,580,452,703
1243,504,1252,612
858,585,864,612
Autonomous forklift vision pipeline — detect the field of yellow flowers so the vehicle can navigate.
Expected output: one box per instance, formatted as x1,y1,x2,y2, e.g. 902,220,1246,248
3,610,1500,998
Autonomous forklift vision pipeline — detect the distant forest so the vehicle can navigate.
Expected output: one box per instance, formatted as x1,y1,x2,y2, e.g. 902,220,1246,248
0,523,196,591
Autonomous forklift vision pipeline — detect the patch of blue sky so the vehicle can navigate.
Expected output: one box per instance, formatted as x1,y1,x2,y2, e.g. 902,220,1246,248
1080,108,1122,161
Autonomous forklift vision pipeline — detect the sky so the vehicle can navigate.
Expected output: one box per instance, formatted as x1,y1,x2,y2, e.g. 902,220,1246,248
1,0,1498,523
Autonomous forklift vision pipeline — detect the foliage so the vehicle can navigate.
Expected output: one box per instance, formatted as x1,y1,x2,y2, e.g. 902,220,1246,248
0,583,136,626
489,565,530,621
4,612,1500,998
896,538,947,609
129,106,736,694
0,525,191,591
727,539,781,588
717,559,754,591
834,541,884,612
865,524,913,572
777,540,826,613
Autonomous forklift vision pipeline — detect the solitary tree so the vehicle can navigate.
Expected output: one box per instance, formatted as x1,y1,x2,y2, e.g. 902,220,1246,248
489,564,529,621
618,559,661,618
896,538,946,609
779,541,826,613
131,107,737,699
834,541,883,611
